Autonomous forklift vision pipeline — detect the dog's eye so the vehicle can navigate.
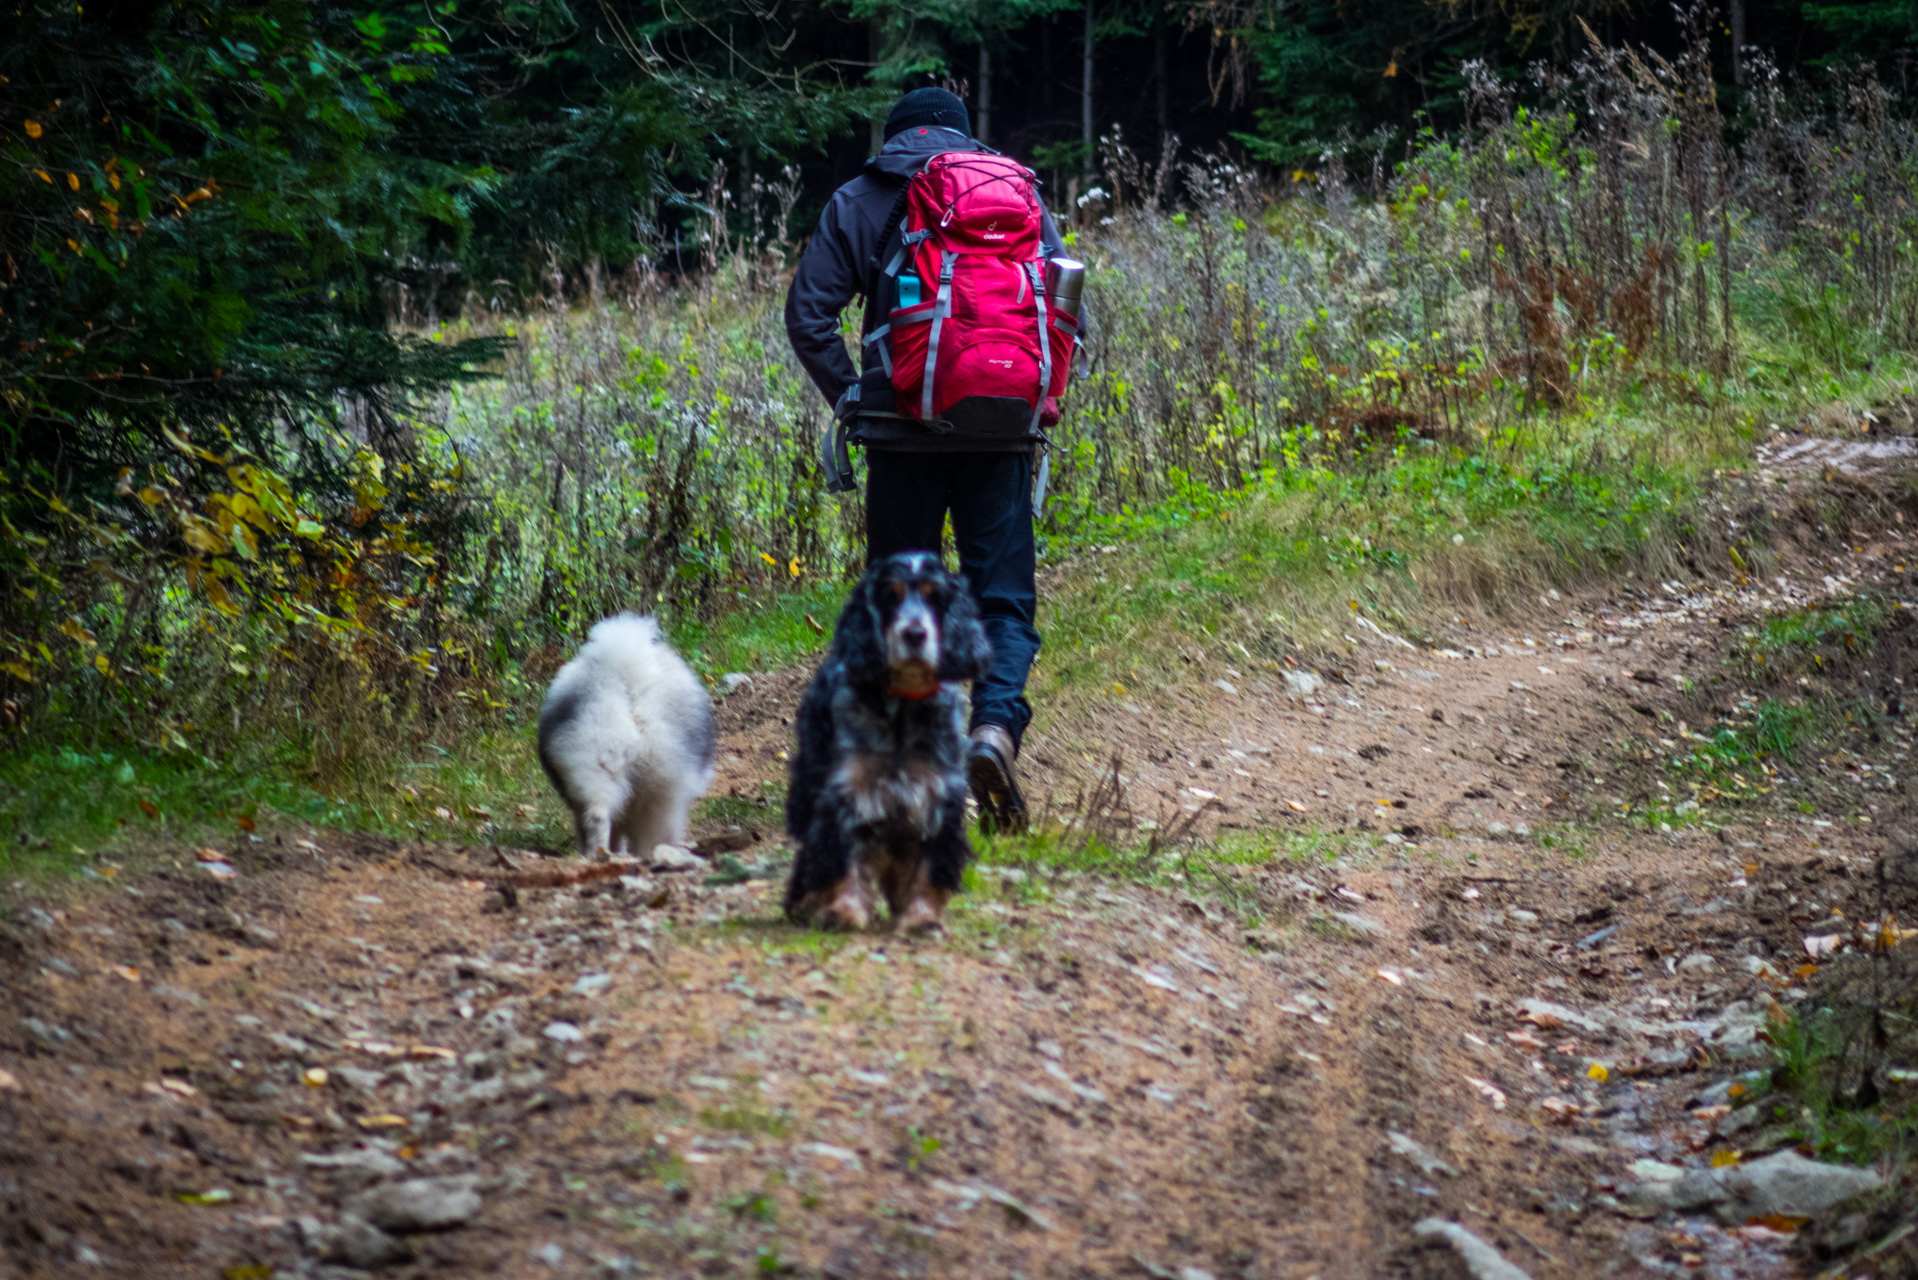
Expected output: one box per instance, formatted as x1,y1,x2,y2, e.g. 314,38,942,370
919,582,935,600
891,581,907,602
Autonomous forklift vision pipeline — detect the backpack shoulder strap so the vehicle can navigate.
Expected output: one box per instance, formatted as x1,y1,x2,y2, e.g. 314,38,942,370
860,182,914,338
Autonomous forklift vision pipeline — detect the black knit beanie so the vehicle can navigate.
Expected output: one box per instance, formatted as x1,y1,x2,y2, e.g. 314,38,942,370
883,88,971,142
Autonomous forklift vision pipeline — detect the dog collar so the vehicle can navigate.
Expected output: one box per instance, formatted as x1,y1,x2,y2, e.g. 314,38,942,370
887,683,940,701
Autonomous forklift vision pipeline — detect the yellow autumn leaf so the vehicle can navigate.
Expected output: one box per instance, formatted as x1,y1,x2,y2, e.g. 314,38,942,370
760,552,777,567
93,653,112,677
138,487,167,507
1586,1062,1609,1082
33,168,52,184
1,661,33,682
1710,1149,1741,1168
66,173,78,191
789,556,804,578
24,120,42,138
181,515,228,555
229,492,273,533
203,578,242,616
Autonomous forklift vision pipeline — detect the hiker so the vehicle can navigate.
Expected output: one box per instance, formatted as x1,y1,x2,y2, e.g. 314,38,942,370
784,87,1083,834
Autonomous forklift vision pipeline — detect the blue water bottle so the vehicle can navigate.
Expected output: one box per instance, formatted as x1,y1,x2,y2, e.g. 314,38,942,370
896,271,921,309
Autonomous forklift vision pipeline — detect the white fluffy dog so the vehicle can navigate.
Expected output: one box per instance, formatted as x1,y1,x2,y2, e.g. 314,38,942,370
537,614,716,859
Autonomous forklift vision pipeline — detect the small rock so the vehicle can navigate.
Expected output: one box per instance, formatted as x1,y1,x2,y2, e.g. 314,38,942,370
542,1021,584,1044
720,672,753,694
1627,1150,1882,1219
1413,1219,1531,1280
1721,1150,1883,1218
1213,679,1238,696
1388,1131,1460,1177
797,1141,864,1172
1283,671,1324,699
301,1149,408,1178
571,973,612,997
1703,1000,1772,1058
349,1176,483,1232
1687,1072,1771,1110
1329,910,1388,941
19,1017,72,1048
1507,908,1538,927
1741,954,1780,980
1676,952,1719,976
328,1215,412,1268
333,1066,386,1092
1486,822,1511,838
533,1242,567,1267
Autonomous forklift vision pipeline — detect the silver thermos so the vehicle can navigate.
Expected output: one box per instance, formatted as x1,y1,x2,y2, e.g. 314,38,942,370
1044,257,1085,324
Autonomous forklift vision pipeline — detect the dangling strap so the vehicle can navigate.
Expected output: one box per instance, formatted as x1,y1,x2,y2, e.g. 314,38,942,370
823,384,859,493
1027,260,1052,436
862,324,893,378
1032,443,1050,520
920,250,958,421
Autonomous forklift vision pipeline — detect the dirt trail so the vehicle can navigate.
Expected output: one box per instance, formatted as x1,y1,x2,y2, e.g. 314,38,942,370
4,422,1917,1279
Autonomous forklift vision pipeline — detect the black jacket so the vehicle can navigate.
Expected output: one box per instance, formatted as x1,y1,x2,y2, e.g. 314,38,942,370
784,127,1072,451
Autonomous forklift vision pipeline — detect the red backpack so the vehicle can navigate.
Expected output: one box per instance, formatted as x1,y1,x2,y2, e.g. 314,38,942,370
864,152,1079,437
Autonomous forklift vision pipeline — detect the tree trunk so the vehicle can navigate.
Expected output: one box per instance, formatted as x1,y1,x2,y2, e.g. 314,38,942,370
978,44,992,144
1729,0,1746,85
1041,19,1052,117
1154,24,1168,139
1081,0,1094,174
869,18,884,152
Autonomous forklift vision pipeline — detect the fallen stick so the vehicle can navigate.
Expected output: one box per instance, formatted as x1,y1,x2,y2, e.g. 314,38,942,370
492,859,645,890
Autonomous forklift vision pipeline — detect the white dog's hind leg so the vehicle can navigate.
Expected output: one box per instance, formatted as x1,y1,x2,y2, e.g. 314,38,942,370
622,780,675,863
662,775,705,849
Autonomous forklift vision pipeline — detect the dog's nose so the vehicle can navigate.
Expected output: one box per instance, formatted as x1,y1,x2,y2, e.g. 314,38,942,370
900,622,928,650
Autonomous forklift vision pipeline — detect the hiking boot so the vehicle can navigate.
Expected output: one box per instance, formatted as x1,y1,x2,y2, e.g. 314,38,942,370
967,724,1028,835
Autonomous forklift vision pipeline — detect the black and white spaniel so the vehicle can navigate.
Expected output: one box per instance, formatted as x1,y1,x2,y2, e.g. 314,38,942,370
784,552,993,933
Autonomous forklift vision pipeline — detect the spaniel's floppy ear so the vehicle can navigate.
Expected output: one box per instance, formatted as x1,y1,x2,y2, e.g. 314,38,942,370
936,574,993,682
834,570,892,691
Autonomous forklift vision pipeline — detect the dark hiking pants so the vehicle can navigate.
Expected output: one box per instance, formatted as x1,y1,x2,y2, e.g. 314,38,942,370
863,449,1040,748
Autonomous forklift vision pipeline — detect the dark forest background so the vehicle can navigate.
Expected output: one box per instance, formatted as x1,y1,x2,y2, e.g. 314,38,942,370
4,0,1913,488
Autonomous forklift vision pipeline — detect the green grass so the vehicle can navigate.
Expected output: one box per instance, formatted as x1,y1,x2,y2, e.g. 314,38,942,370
0,723,571,877
667,580,845,682
700,1104,795,1139
1029,408,1744,701
1735,594,1891,682
1769,997,1918,1168
965,819,1356,927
